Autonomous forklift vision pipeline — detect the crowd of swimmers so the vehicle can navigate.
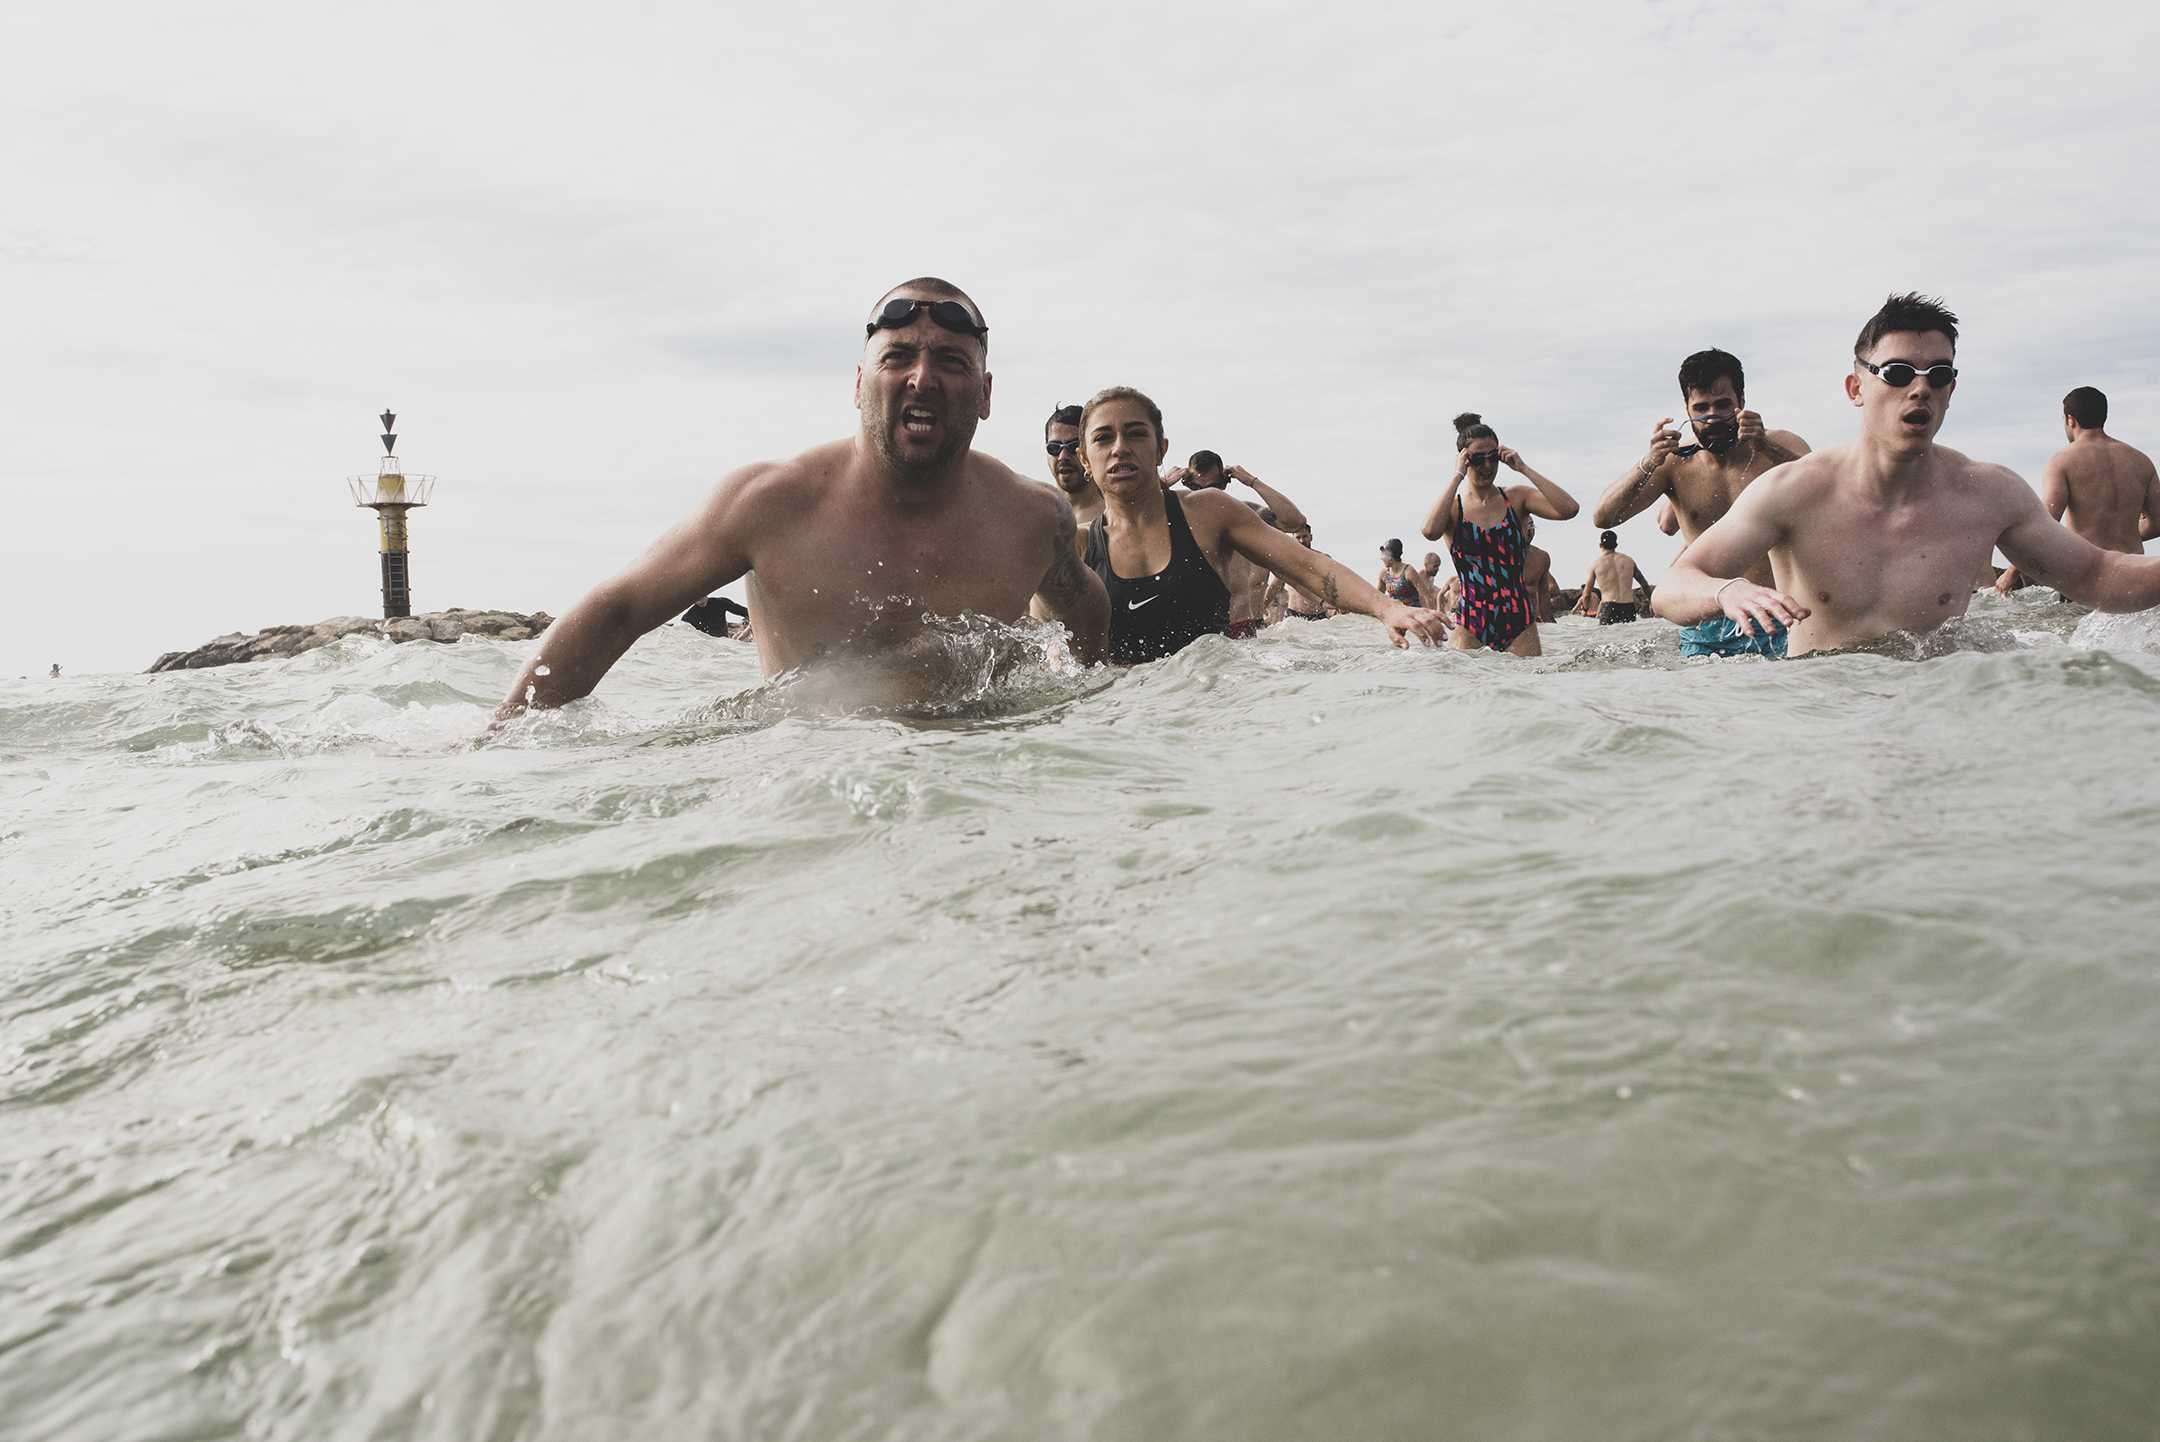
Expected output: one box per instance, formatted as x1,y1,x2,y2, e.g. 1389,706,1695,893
495,279,2160,718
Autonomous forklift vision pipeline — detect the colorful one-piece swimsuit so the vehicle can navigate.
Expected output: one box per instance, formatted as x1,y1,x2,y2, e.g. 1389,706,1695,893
1448,498,1534,652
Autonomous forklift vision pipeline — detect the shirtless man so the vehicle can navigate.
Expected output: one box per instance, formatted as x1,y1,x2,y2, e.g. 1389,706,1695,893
1081,387,1443,661
1264,521,1340,622
1418,551,1446,608
1044,402,1102,535
1994,387,2159,593
1171,451,1309,637
1595,348,1810,657
1655,293,2160,655
495,278,1108,718
1585,531,1649,623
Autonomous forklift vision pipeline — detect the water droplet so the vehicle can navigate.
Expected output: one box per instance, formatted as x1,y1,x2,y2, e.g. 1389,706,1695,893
534,665,551,677
524,684,536,704
1615,1085,1634,1100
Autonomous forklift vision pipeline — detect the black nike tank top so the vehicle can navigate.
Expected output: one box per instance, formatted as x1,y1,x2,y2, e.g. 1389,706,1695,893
1085,489,1234,664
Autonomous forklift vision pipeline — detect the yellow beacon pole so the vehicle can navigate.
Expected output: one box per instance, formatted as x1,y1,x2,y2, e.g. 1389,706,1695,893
348,410,436,619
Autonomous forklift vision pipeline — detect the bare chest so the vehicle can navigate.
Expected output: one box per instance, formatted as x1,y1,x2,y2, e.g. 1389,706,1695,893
1782,495,1998,643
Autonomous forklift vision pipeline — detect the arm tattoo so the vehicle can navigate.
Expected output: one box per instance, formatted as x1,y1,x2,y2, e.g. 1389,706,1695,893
1040,529,1090,607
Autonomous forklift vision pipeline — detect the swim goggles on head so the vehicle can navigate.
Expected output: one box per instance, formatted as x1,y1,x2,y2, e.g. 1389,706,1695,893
1858,359,1956,387
866,298,989,340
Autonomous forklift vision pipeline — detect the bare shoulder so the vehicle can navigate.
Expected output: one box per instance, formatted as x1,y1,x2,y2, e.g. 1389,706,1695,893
969,451,1070,531
1767,428,1811,455
1177,485,1249,532
1941,447,2038,512
709,440,848,516
1742,447,1834,510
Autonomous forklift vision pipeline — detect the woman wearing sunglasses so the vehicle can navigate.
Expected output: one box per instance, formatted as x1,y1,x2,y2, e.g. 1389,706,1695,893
1419,413,1581,656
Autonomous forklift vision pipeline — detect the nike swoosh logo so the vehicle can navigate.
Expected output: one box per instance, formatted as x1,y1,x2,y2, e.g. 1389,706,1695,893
1127,595,1161,611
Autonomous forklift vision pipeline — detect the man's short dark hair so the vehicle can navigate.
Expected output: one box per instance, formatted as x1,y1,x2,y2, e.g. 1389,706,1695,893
1854,292,1959,360
1678,348,1745,403
1045,403,1083,441
2064,386,2108,429
1599,530,1618,550
1188,449,1223,474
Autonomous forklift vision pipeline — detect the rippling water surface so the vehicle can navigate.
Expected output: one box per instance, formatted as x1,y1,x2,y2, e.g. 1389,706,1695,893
6,591,2158,1441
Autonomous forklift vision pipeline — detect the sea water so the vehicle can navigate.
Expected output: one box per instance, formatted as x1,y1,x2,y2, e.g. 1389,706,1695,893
4,591,2157,1441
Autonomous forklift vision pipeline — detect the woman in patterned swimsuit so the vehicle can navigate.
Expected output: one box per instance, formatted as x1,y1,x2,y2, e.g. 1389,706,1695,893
1419,412,1582,656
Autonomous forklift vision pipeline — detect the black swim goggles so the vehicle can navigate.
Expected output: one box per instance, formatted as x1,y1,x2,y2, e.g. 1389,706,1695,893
1045,438,1080,457
866,297,989,340
1858,359,1957,388
1466,451,1502,469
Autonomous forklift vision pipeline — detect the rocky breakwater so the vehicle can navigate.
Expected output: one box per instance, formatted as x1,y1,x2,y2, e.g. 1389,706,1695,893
148,609,553,673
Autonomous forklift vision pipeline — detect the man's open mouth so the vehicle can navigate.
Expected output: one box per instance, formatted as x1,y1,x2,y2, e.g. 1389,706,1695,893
901,405,938,436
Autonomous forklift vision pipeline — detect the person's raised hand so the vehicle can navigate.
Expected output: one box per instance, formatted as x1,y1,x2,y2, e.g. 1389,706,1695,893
1736,409,1766,441
1718,578,1809,638
1498,446,1525,472
1644,418,1681,471
1226,464,1258,485
1160,465,1187,489
1454,446,1475,481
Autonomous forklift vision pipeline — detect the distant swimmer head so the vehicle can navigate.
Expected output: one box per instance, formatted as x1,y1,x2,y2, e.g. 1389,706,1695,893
1599,529,1618,551
1454,412,1502,476
2064,386,2108,435
1678,348,1744,453
859,277,991,482
1080,385,1168,493
1185,449,1228,488
1382,538,1405,562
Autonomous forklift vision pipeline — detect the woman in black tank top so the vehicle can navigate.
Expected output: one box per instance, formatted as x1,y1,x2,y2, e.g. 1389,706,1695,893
1085,488,1232,662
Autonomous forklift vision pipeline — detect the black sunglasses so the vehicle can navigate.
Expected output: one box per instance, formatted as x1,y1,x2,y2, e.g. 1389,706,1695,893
1468,451,1502,467
1045,439,1080,457
1859,358,1957,388
866,297,988,340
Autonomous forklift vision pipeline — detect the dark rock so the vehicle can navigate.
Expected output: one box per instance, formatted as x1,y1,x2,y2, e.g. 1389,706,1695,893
147,609,554,673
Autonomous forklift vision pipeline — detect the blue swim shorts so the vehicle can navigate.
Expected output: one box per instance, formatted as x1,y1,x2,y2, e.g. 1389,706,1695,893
1679,615,1787,659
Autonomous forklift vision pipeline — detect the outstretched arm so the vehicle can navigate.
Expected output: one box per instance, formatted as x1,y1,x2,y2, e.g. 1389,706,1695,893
2000,475,2160,612
1225,466,1307,530
1500,449,1581,521
1033,499,1110,663
1210,499,1446,647
1651,475,1809,637
495,467,760,720
1997,455,2072,593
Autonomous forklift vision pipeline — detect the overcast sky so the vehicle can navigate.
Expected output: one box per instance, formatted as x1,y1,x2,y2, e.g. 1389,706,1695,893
6,0,2157,676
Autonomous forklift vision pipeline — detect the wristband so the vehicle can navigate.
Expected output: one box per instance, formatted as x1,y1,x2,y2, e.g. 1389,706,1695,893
1714,577,1741,606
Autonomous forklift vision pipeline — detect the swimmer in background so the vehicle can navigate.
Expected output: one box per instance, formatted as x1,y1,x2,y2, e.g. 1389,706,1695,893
496,277,1109,719
1594,347,1809,657
1375,539,1423,608
1264,520,1342,622
1169,453,1310,637
1044,402,1102,535
1585,530,1650,623
680,594,750,638
1417,551,1446,609
1519,516,1562,623
1656,293,2160,654
1994,387,2159,594
1082,386,1444,661
1420,412,1581,655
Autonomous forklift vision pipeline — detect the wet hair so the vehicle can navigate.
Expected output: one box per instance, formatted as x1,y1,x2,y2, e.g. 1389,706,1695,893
1854,292,1959,360
1678,348,1745,404
1079,385,1164,446
870,276,988,357
1599,530,1618,550
1383,538,1405,561
1044,403,1083,441
1188,449,1223,474
2064,386,2108,428
1453,411,1497,448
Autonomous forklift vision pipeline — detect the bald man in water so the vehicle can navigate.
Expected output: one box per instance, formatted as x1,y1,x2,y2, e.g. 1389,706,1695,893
497,278,1108,718
1657,293,2160,654
1994,387,2159,594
